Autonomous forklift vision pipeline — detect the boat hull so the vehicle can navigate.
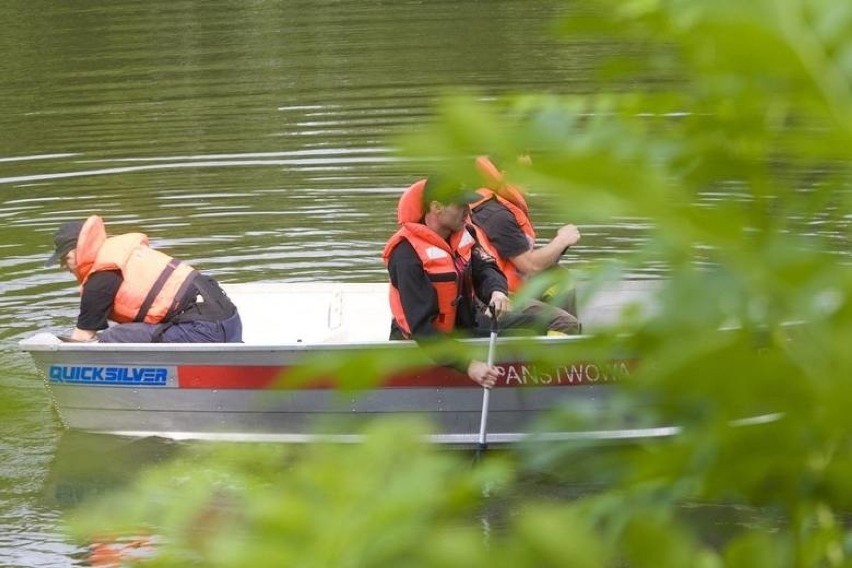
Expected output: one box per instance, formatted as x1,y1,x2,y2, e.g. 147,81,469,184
22,280,665,445
29,340,642,444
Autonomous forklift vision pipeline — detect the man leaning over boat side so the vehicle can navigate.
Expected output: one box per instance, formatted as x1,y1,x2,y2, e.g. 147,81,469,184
468,155,581,336
45,215,242,343
381,177,510,388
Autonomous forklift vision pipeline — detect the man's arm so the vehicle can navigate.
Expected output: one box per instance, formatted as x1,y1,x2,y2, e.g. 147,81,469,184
469,242,510,318
71,270,122,340
472,200,581,276
387,241,442,341
510,224,581,276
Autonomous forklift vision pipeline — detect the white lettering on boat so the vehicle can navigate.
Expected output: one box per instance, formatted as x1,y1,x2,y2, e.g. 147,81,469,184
48,365,169,386
501,361,631,386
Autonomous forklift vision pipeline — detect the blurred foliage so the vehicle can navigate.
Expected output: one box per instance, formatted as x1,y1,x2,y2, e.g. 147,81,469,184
70,0,851,565
70,421,537,567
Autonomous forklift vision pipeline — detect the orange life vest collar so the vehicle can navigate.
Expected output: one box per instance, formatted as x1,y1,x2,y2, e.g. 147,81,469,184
396,179,428,224
74,215,112,282
474,156,531,214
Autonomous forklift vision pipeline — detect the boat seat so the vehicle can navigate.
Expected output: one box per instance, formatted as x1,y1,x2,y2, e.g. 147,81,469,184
227,285,346,345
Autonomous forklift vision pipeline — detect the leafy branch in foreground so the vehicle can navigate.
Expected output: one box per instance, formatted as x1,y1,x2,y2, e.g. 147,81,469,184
404,0,852,564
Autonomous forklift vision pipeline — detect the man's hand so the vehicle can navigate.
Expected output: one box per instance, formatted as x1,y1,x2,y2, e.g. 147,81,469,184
556,224,581,250
58,332,98,343
467,360,499,388
68,327,97,342
488,291,510,319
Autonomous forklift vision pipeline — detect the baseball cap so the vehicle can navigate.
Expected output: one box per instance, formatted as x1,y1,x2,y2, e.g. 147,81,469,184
422,177,481,208
45,220,85,267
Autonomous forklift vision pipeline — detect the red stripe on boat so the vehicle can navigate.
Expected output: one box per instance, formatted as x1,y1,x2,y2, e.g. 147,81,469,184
177,360,633,389
176,365,471,389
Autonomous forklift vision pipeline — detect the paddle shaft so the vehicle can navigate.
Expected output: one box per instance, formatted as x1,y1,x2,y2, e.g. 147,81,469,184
477,305,499,451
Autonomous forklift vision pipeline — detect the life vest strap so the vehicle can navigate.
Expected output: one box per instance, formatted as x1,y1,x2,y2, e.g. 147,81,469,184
134,259,183,323
427,272,457,283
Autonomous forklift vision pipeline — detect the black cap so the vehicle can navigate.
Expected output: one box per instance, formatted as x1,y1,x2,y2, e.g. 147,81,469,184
422,177,480,208
45,220,85,267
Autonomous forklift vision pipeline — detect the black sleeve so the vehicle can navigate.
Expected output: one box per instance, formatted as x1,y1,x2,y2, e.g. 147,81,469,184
76,270,123,331
471,200,531,259
470,241,509,306
387,240,442,341
387,240,472,374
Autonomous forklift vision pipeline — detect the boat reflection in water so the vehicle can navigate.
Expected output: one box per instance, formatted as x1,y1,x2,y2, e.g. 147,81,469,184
42,431,182,509
42,431,181,566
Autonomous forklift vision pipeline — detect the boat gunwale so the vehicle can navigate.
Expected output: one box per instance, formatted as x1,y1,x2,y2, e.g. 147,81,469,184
19,334,587,354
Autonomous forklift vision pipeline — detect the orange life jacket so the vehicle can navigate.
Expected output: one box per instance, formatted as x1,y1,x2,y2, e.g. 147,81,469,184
474,155,532,214
382,179,480,337
471,157,536,292
383,222,477,337
73,215,197,324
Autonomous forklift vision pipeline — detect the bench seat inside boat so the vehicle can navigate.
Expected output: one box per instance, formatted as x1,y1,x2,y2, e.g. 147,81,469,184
224,282,391,345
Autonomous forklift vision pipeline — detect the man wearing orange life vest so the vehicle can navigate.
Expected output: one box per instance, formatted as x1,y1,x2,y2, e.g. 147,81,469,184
382,178,510,388
45,215,242,343
469,155,580,335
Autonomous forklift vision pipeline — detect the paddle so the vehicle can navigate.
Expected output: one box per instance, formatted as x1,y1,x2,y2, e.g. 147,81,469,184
476,303,499,457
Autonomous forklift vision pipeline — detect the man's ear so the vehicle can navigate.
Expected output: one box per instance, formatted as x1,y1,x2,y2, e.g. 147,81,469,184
427,200,442,214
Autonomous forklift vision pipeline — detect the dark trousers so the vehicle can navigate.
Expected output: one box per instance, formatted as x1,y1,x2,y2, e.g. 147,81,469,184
98,310,242,343
475,298,580,337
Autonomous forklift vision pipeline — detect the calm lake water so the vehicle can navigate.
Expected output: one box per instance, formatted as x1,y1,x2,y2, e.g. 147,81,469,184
0,0,650,564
